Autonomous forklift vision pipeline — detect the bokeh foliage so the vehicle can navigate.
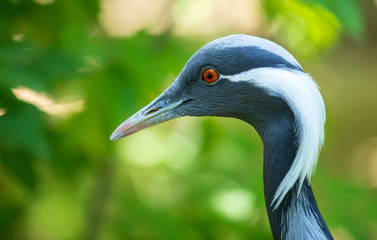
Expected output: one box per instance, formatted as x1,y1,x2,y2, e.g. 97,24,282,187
1,0,376,239
263,0,364,55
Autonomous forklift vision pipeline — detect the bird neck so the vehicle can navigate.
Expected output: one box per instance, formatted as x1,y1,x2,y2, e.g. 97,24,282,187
248,106,333,240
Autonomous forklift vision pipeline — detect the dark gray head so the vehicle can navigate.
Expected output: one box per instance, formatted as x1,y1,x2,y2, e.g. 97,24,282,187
110,34,325,209
110,35,303,134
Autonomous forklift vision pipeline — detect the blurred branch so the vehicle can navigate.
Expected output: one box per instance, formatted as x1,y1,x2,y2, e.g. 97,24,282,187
80,158,114,240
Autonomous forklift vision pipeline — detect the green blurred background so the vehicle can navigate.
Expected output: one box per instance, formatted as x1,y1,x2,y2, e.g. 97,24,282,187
1,0,377,239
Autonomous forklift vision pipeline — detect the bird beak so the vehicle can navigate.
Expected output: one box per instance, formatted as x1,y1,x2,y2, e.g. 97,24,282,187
110,91,188,141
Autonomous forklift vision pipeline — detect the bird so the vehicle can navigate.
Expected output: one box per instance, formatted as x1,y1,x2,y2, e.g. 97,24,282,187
110,34,333,240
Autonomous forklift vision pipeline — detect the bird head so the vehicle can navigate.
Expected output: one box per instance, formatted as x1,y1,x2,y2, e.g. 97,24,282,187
110,34,305,141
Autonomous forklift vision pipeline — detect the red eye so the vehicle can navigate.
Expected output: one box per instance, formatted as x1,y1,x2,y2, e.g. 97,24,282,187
202,68,219,83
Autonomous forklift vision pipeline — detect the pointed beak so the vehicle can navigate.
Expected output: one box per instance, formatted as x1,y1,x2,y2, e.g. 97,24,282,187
110,92,189,141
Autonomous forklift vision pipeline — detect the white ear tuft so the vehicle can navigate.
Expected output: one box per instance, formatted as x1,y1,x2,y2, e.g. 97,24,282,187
226,68,326,209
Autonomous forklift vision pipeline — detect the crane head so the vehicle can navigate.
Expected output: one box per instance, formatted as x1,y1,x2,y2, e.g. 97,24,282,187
110,34,304,141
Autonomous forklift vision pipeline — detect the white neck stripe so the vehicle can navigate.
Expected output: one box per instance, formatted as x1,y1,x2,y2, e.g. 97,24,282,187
224,68,326,208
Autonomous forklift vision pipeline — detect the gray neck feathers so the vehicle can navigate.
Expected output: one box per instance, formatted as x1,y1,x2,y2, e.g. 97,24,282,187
282,185,332,240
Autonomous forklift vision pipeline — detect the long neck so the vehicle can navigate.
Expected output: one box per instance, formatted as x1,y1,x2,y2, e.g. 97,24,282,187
246,102,333,240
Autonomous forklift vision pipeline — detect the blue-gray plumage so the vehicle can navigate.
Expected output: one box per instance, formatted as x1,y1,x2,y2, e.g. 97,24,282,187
110,34,333,239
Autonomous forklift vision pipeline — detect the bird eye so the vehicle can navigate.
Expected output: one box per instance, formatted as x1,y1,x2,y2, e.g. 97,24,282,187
202,68,219,84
